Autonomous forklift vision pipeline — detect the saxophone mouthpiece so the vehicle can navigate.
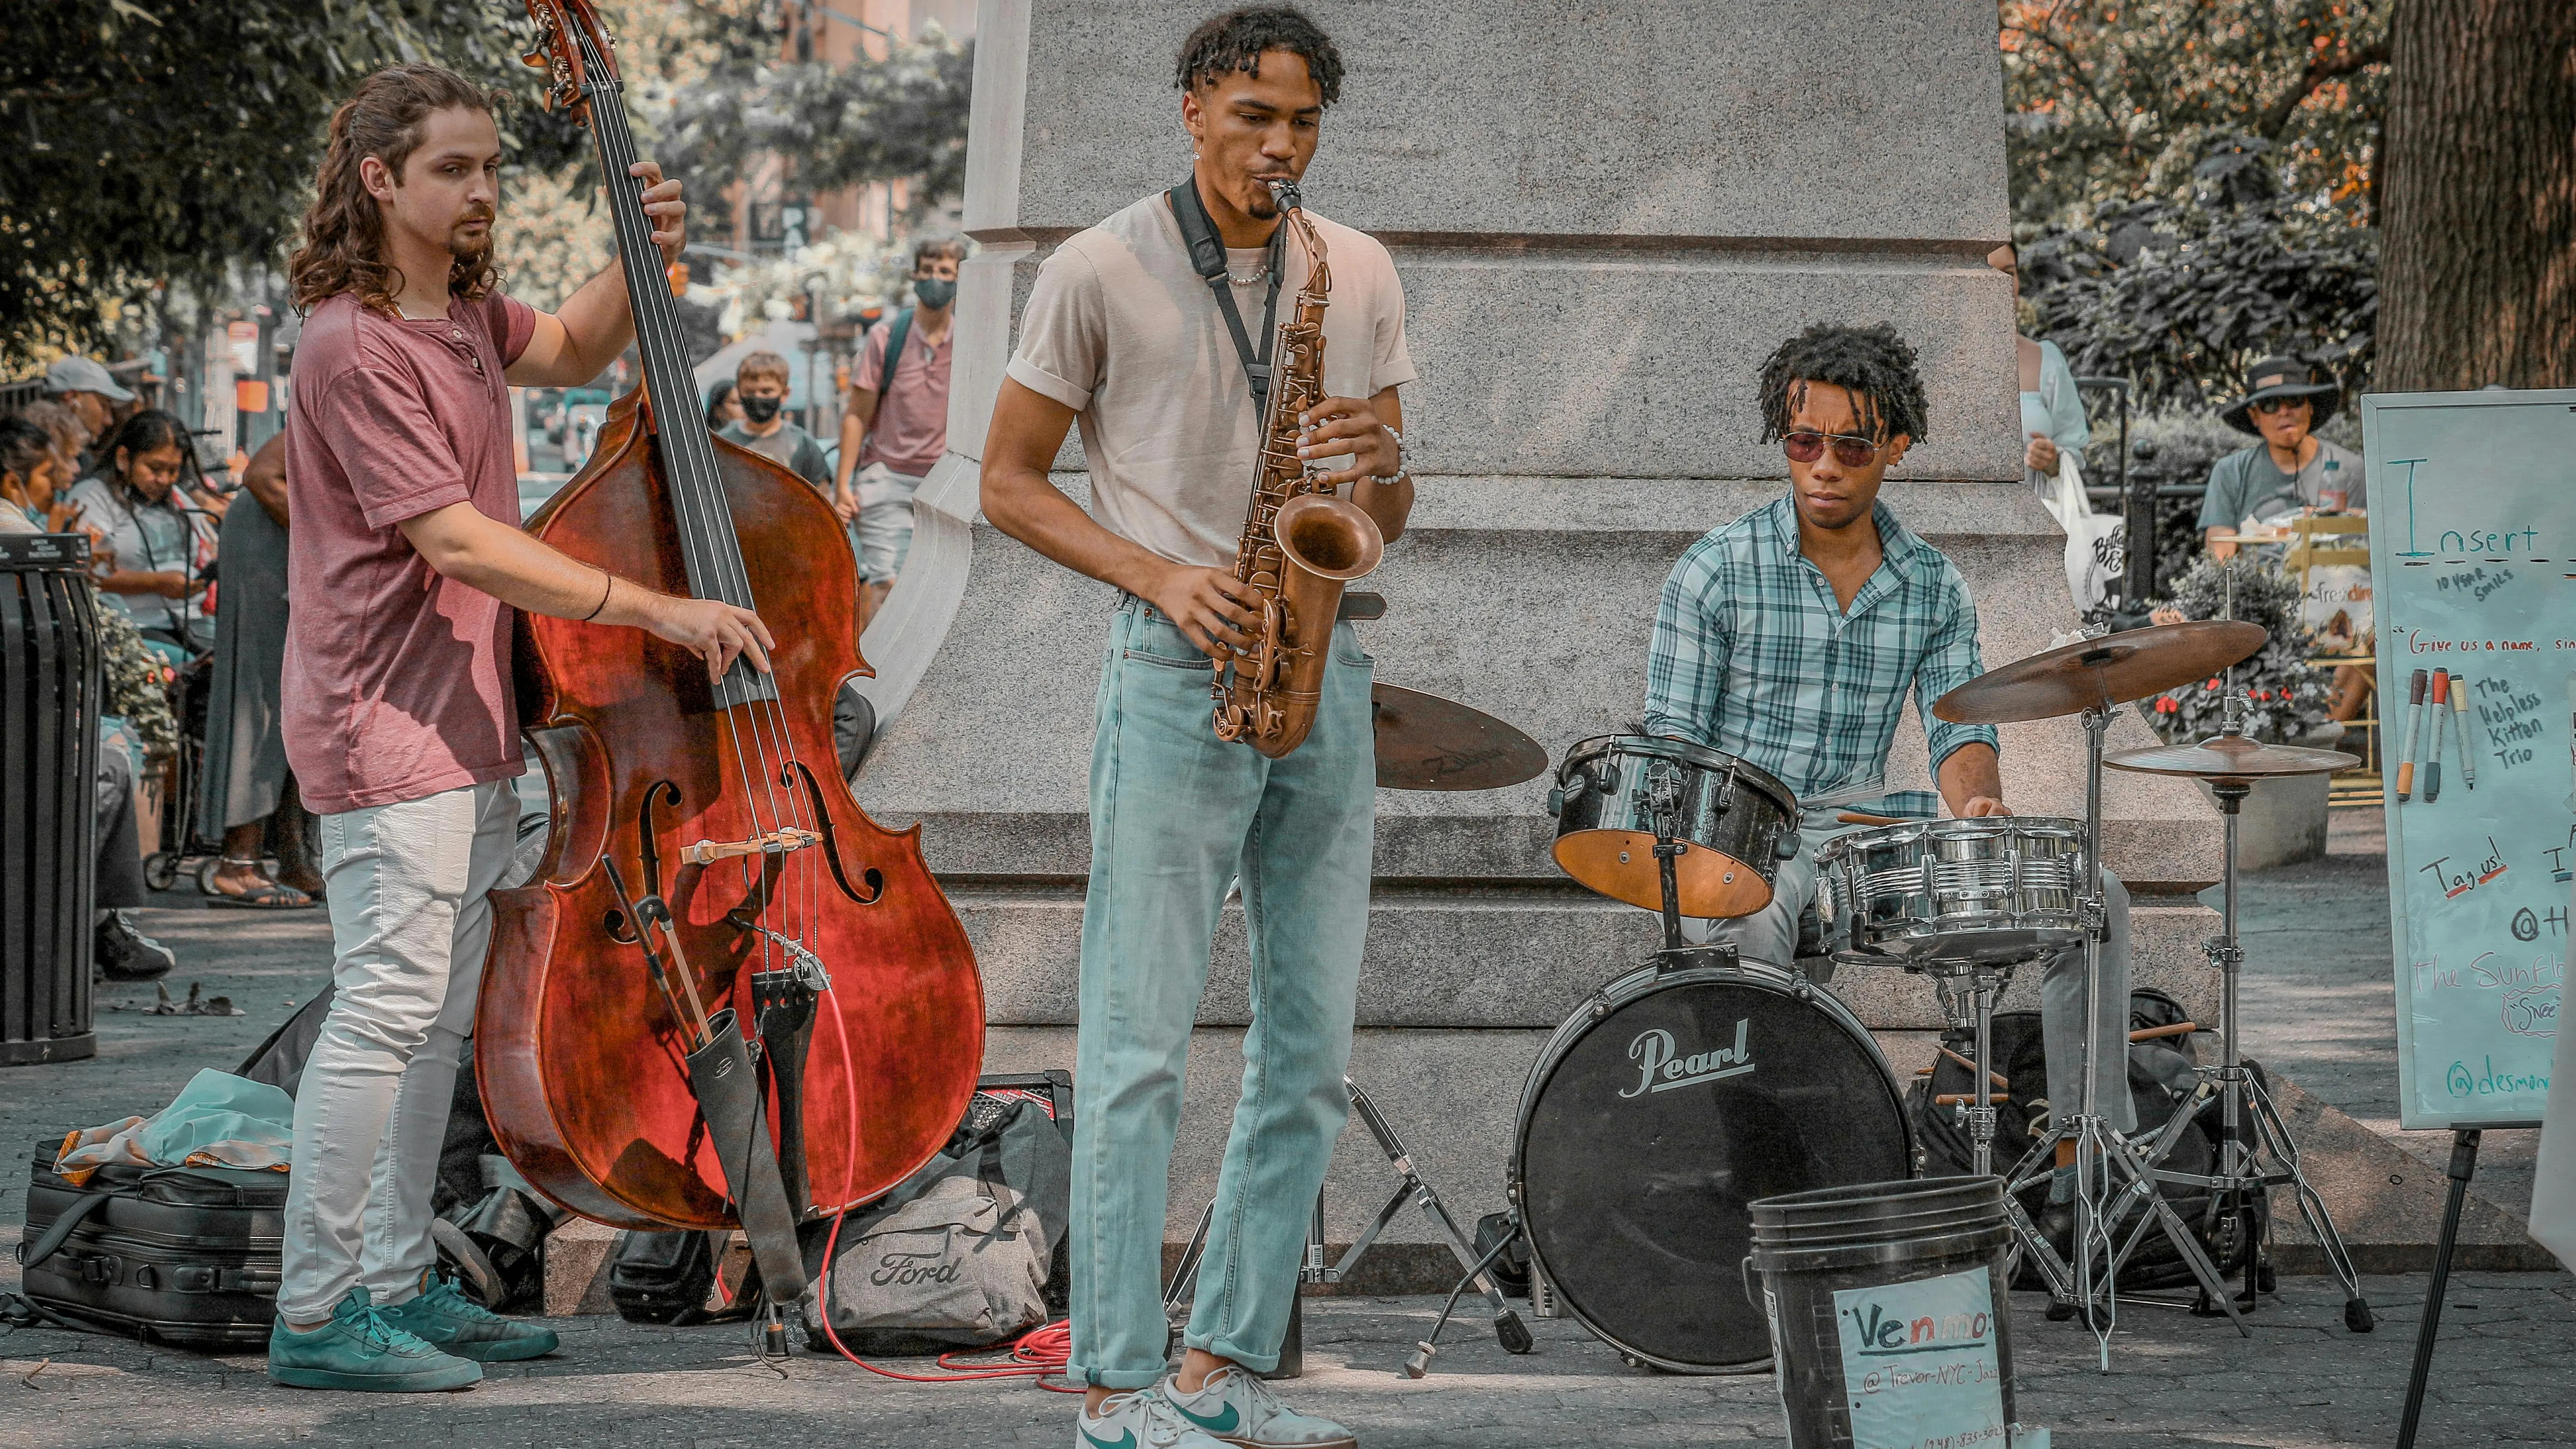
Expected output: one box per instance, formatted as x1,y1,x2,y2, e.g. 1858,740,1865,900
1267,178,1303,213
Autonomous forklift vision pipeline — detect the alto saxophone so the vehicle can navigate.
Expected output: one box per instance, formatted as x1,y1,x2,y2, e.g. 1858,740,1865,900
1211,180,1385,758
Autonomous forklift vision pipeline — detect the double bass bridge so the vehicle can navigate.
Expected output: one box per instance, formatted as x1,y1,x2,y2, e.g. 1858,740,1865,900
678,828,820,867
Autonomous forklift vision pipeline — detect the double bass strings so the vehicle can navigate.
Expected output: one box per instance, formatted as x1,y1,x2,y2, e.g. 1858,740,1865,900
577,25,822,980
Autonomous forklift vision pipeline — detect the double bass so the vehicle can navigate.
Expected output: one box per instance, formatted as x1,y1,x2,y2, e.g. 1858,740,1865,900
477,0,984,1258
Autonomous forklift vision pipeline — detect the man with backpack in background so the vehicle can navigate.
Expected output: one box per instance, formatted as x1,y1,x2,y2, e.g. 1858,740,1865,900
834,237,962,631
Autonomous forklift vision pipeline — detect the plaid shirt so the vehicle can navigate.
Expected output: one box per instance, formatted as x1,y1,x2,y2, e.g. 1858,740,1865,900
1642,495,1999,817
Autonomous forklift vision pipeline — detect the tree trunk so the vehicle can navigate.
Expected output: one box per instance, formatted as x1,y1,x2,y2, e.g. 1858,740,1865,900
2377,0,2576,391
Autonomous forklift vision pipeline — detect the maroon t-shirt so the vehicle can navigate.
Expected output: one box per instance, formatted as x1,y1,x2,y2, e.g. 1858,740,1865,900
282,290,537,814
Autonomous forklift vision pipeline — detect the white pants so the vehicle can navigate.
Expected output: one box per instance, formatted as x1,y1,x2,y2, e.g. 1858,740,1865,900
276,781,518,1322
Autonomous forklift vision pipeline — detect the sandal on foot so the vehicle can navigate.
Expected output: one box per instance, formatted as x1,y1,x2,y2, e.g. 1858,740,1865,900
207,876,316,910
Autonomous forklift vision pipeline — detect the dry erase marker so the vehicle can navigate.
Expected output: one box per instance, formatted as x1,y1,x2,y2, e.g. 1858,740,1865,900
2453,677,2475,790
2424,670,2448,802
2398,668,2427,800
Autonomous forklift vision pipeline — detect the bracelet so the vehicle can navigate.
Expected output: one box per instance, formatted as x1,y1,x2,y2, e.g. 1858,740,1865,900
582,567,614,622
1369,425,1409,484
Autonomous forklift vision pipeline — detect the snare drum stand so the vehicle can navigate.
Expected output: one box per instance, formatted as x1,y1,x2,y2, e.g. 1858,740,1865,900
2121,712,2373,1332
2007,704,2248,1367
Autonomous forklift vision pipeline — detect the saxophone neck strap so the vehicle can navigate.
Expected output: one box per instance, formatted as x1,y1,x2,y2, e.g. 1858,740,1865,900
1167,177,1286,411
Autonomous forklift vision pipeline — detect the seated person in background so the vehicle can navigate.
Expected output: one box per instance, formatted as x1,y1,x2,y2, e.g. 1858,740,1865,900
1644,323,2136,1240
22,400,98,525
2,415,178,981
43,355,135,474
2199,356,2359,558
0,414,69,533
716,351,832,491
1989,244,2089,492
702,377,744,432
69,409,210,660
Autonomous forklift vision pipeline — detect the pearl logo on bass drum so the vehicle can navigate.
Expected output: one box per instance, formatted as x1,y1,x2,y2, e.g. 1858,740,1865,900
1620,1019,1754,1098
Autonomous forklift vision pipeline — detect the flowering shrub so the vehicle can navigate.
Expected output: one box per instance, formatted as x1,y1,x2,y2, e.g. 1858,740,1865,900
91,591,179,759
2143,553,2334,743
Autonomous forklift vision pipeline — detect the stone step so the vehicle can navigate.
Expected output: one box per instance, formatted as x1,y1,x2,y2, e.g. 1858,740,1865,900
958,884,2223,1031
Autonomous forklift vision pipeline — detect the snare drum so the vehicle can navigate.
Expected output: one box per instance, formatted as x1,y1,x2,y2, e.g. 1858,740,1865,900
1812,817,2088,966
1548,736,1800,918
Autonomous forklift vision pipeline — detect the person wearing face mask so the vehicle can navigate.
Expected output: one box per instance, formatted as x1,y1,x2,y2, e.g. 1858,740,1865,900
715,351,832,490
835,236,963,630
68,408,212,659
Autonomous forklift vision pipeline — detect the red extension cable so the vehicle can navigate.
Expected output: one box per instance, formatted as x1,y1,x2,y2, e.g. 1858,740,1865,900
805,998,1081,1391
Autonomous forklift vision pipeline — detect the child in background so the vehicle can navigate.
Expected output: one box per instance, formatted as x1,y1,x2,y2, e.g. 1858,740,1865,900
717,351,832,492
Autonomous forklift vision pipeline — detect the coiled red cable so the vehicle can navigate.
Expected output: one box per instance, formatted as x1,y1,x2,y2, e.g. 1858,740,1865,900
808,996,1081,1391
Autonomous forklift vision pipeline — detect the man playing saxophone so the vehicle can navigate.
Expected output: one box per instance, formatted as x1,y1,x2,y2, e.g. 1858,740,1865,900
979,8,1410,1448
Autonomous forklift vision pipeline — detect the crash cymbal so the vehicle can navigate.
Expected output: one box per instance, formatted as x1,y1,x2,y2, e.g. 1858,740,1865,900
2106,733,2360,782
1372,684,1548,790
1932,620,2268,724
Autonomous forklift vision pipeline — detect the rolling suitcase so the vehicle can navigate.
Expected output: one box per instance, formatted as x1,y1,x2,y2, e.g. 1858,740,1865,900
17,1147,285,1349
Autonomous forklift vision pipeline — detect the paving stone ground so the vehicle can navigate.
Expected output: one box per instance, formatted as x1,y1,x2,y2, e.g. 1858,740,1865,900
1,1274,2569,1448
3,808,2568,1447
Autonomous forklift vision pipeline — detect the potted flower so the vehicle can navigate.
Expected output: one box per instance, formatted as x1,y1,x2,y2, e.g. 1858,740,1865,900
2143,554,2340,866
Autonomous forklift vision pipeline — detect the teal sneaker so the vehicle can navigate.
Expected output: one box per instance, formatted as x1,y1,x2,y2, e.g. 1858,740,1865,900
380,1271,561,1362
269,1286,483,1392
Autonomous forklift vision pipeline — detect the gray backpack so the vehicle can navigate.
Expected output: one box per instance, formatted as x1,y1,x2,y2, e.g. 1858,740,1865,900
800,1095,1069,1351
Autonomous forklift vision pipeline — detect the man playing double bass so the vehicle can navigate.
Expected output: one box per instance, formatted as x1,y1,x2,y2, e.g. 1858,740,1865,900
1643,323,2138,1250
271,64,770,1393
981,8,1407,1447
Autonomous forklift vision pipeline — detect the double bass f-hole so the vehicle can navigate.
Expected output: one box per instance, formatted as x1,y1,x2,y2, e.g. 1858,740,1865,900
790,760,883,905
638,778,681,899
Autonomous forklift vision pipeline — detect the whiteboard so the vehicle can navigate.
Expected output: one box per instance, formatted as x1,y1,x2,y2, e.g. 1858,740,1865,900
2363,388,2574,1130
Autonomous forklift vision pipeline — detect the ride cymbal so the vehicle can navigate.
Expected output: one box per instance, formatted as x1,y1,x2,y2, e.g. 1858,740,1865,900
2106,734,2359,782
1373,684,1548,790
1932,620,2268,724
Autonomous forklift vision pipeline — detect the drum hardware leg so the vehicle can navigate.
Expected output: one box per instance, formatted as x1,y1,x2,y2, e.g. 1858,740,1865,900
1164,1079,1536,1375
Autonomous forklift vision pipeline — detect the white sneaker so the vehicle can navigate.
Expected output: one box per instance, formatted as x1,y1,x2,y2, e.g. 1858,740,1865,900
1076,1389,1233,1449
1160,1367,1357,1449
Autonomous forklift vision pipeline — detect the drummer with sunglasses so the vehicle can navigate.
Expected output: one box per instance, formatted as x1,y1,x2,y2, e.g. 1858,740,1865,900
1642,322,2135,1230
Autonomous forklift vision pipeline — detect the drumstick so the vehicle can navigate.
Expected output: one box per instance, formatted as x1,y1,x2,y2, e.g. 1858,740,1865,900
2452,677,2475,790
2423,670,2448,802
1938,1045,2010,1089
2397,669,2426,800
1935,1093,2012,1106
2128,1020,2198,1042
1836,811,1910,826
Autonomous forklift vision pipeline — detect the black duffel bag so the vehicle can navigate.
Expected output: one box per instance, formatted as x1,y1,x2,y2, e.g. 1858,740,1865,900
16,1151,286,1350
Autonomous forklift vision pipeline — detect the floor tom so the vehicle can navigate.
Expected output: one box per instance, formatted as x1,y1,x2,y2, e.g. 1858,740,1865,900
1548,736,1799,918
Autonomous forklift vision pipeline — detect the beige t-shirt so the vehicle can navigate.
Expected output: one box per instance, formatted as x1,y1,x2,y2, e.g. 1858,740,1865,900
1005,191,1416,569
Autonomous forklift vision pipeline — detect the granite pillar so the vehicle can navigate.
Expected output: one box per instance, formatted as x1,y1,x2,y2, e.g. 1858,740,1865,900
852,0,2220,1274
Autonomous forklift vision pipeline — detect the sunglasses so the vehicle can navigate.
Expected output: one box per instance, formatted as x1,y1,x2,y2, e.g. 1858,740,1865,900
1781,431,1886,467
2250,395,2313,416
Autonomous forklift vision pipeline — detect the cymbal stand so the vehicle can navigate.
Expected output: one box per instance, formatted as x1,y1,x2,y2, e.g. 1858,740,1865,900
2122,697,2375,1331
2006,703,2248,1368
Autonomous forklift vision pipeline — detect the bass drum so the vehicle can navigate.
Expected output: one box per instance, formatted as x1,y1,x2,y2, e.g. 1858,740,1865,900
1510,960,1913,1373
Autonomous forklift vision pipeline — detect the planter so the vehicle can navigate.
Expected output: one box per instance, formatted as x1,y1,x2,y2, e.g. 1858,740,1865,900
2197,769,2331,870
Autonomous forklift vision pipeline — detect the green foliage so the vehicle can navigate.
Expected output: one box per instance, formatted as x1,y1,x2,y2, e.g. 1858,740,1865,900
2019,135,2378,415
0,0,587,367
91,593,178,758
2001,0,2391,225
663,29,974,234
2143,553,2334,743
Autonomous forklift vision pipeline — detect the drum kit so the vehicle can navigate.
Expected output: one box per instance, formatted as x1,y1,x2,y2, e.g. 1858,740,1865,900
1187,621,2373,1379
1514,619,2374,1373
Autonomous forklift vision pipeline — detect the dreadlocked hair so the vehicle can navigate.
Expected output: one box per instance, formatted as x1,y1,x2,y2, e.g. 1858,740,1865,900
1756,323,1931,447
1174,6,1345,106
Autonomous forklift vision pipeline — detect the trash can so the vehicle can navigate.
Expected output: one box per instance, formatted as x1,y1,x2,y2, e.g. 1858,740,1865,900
1,533,102,1065
1748,1174,2030,1449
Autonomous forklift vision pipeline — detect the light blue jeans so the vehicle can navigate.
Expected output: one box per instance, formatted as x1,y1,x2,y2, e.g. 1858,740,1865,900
1069,597,1376,1388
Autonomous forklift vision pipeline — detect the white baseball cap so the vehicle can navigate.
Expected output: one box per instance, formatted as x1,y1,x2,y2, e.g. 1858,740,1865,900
44,356,137,404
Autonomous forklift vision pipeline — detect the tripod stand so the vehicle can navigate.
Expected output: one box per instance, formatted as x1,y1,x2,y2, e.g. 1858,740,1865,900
2000,704,2251,1363
1164,1075,1534,1377
2108,695,2373,1332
